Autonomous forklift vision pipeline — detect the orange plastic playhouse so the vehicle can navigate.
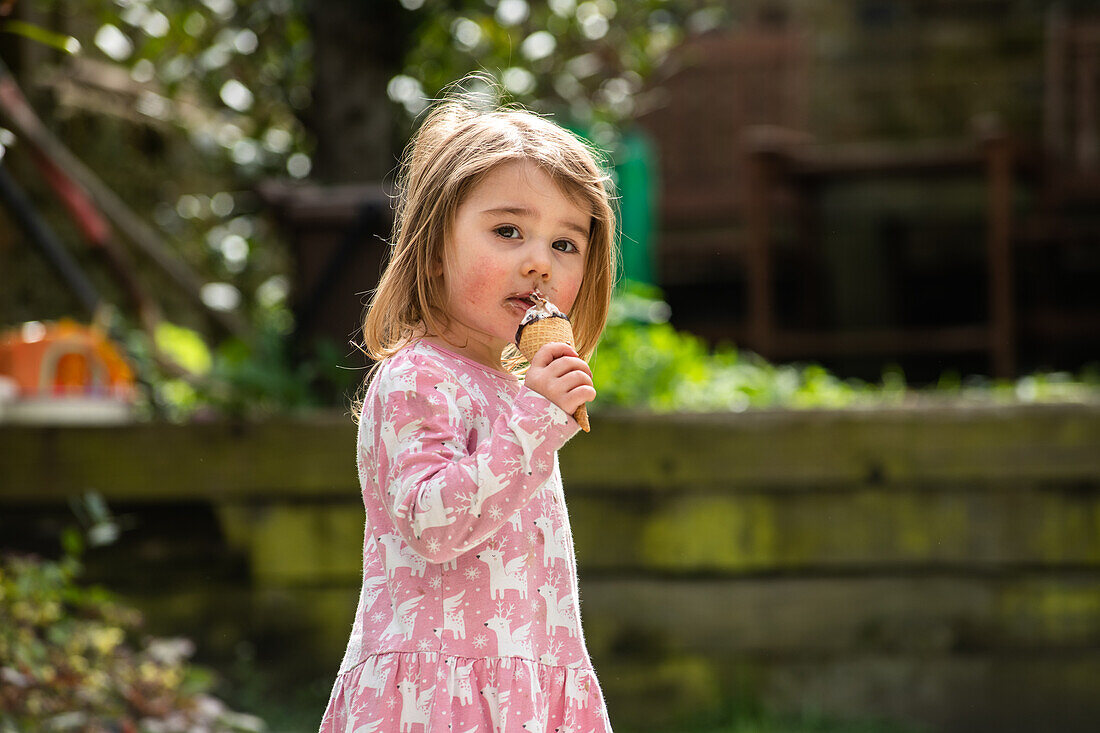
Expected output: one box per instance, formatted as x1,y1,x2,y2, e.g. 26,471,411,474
0,319,137,419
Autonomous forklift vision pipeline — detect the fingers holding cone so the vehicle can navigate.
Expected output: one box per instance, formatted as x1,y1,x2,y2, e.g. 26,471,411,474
517,316,591,432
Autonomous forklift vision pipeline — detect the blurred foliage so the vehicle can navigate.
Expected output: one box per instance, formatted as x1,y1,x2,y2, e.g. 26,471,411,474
6,2,1096,418
393,0,727,147
28,0,314,179
136,281,1100,420
8,0,353,420
1,0,312,397
589,282,1100,413
125,315,358,421
590,282,874,412
0,529,265,732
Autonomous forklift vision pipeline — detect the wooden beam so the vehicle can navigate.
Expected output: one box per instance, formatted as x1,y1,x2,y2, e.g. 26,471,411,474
2,405,1099,502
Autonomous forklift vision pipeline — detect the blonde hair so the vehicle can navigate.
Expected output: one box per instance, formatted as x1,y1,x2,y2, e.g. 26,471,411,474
349,79,619,420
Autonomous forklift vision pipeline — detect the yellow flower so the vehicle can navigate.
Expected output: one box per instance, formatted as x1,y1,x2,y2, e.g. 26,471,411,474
162,667,182,690
90,626,124,656
139,660,160,683
86,668,109,691
41,601,61,624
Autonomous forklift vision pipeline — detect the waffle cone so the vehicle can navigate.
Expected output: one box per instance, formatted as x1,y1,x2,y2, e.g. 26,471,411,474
517,317,590,432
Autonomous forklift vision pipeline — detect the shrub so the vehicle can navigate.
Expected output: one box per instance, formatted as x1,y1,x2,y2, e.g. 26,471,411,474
0,530,264,733
590,282,1100,413
590,282,872,412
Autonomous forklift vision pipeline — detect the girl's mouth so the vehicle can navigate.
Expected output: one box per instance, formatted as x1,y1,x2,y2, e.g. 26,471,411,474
508,291,539,308
507,296,533,311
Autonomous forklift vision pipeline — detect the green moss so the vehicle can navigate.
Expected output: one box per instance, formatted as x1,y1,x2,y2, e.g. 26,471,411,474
215,504,364,585
998,581,1100,646
641,497,777,571
603,654,722,730
1035,497,1100,564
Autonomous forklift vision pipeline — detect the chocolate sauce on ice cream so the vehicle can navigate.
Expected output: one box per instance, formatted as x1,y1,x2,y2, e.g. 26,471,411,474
515,290,569,345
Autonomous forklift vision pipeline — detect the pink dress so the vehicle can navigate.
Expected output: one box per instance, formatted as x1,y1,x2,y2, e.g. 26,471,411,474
319,339,613,733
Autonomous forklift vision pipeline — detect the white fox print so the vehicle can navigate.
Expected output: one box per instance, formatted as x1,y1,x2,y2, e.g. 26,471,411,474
485,604,533,658
357,443,373,480
475,543,528,600
522,713,546,731
455,368,489,405
379,417,424,467
440,589,466,639
470,413,494,444
378,534,427,578
446,660,475,706
381,594,423,642
541,471,564,500
537,580,576,637
355,654,395,696
480,682,510,733
539,640,565,666
533,515,569,566
359,573,386,614
459,452,512,518
396,678,434,732
434,379,474,420
565,669,591,709
364,531,380,563
501,415,541,472
386,360,421,394
400,481,457,539
540,403,570,427
509,508,525,532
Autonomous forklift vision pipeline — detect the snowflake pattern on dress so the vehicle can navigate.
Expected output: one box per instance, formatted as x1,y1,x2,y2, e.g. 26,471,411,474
319,340,612,733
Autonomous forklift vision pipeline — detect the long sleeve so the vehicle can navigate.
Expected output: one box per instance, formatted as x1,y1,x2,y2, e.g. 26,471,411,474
369,352,579,564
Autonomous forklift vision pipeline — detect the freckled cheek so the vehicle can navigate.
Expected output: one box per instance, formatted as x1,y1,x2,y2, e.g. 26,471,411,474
555,282,582,314
456,265,507,307
556,263,585,312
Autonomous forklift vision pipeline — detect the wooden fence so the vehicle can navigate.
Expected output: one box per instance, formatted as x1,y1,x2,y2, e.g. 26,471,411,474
2,403,1099,731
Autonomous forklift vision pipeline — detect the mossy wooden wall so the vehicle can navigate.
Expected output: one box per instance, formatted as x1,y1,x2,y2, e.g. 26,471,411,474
2,404,1100,731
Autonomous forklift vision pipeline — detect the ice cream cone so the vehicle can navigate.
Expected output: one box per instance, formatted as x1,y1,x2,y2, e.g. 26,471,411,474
517,316,590,432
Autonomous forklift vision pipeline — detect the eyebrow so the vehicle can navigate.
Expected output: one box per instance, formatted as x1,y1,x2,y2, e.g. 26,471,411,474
481,207,590,240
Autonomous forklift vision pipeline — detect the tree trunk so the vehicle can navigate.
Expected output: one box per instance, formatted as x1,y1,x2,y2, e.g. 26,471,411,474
307,1,413,183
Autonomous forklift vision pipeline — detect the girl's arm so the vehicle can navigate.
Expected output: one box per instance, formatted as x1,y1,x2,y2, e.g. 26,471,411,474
370,353,578,563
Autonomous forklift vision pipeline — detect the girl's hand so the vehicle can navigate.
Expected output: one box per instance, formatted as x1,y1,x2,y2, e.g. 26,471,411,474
525,342,596,419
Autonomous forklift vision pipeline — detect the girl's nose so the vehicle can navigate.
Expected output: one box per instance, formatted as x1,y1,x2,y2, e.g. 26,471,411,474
521,244,552,281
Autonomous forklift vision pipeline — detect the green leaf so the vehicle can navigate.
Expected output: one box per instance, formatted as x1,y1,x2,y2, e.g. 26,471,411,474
1,20,81,54
155,322,214,375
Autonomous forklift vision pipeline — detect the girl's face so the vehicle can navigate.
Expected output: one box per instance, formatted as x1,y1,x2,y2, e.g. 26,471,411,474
431,159,590,370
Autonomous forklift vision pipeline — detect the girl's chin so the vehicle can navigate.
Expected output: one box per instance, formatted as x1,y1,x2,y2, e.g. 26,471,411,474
437,327,512,358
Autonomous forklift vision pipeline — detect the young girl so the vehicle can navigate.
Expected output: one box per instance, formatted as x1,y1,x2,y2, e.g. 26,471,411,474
319,87,617,732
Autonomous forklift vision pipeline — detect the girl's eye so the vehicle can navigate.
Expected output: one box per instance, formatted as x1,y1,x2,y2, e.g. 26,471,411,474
552,240,578,254
495,226,520,239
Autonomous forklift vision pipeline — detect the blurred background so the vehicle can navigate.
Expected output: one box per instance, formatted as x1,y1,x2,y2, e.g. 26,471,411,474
1,1,1099,731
